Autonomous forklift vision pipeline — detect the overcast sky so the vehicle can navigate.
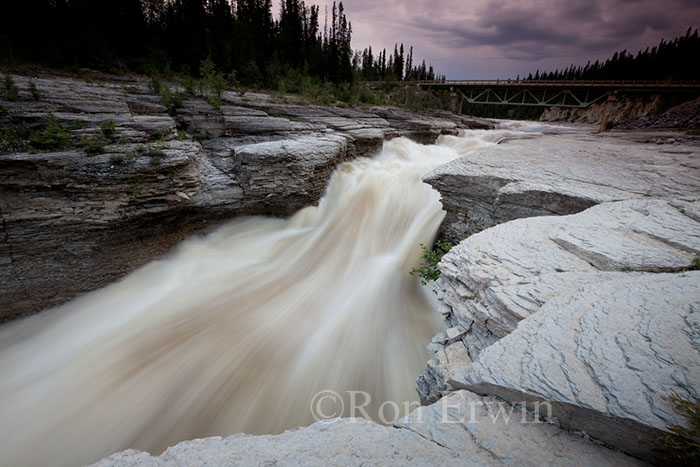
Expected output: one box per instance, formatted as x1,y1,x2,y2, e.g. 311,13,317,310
275,0,700,79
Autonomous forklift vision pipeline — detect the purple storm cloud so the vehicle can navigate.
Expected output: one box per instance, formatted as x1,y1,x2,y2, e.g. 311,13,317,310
276,0,700,78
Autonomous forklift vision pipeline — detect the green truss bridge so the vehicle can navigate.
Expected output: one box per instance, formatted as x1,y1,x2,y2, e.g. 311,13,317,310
416,79,700,110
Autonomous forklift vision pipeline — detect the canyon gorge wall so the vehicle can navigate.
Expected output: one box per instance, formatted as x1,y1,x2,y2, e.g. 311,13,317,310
0,73,492,320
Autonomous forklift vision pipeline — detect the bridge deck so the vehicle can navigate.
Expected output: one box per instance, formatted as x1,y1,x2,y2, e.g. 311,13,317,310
417,79,700,89
413,80,700,108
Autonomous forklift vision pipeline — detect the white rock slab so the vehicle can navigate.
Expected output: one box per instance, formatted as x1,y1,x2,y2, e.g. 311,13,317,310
454,272,700,459
398,391,642,466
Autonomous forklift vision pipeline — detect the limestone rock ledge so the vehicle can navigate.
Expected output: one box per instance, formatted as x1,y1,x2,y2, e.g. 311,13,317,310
424,133,700,241
94,393,639,467
419,198,700,461
0,73,492,320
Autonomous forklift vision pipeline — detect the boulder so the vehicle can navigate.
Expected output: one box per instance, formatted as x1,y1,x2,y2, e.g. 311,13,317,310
454,272,700,460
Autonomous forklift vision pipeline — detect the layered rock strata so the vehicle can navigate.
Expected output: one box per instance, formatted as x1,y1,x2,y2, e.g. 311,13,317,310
0,73,491,320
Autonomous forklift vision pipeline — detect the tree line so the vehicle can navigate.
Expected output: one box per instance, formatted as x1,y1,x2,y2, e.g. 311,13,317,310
0,0,441,86
358,44,443,81
522,27,700,81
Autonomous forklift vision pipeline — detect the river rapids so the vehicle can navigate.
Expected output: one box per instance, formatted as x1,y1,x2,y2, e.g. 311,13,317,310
0,125,549,466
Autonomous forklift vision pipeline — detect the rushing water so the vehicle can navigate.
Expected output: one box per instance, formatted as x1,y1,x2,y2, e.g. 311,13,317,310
0,127,540,466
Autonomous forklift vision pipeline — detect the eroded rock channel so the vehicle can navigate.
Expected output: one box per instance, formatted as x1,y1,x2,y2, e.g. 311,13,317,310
1,73,699,466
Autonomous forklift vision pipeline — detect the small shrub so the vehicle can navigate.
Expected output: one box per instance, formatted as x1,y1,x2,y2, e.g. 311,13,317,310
208,95,222,109
69,120,86,130
226,70,239,88
410,237,452,288
690,258,700,271
3,74,19,101
81,135,106,155
109,154,124,164
29,115,70,151
660,392,700,464
194,130,213,141
28,80,40,100
240,61,263,88
148,76,162,94
159,85,184,115
99,120,117,139
182,75,197,96
200,59,228,109
0,126,25,152
554,268,565,273
144,148,165,165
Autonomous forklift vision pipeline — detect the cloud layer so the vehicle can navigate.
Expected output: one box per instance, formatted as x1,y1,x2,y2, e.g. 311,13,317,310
294,0,700,78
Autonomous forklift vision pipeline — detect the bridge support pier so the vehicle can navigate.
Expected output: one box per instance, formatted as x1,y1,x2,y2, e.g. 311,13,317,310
598,92,618,132
449,88,465,115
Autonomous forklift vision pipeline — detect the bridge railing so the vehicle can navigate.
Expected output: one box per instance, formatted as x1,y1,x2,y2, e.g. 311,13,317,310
415,79,700,88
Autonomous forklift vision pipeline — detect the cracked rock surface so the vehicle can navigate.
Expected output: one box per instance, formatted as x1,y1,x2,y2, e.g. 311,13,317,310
397,391,641,466
456,272,699,459
421,197,700,460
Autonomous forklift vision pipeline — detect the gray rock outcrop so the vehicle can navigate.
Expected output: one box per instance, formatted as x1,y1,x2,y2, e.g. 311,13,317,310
0,73,492,320
457,272,699,459
92,419,461,467
397,391,641,466
539,94,661,126
420,198,700,460
94,392,640,467
424,133,700,241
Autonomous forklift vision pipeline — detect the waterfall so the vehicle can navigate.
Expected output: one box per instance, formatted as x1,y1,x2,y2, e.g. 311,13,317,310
0,130,508,466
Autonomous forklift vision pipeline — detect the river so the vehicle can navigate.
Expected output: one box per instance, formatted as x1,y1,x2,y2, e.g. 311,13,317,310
0,124,564,466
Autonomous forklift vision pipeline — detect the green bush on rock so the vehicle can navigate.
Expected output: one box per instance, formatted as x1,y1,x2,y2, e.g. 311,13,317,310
410,237,452,289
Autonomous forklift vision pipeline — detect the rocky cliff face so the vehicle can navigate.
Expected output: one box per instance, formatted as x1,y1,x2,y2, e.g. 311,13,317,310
539,94,661,125
0,72,491,320
539,94,700,129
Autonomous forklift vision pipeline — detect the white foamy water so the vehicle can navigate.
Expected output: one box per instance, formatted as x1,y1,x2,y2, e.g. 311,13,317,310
0,128,520,466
